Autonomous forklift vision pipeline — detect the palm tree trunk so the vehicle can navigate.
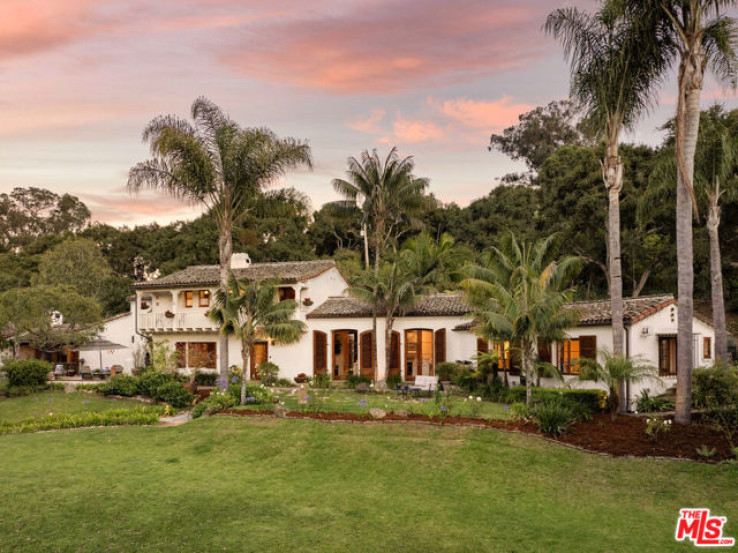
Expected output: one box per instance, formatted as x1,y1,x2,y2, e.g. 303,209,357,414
674,47,702,426
524,342,533,406
240,338,250,406
707,199,728,361
384,317,393,384
603,146,626,414
218,221,233,390
362,223,370,269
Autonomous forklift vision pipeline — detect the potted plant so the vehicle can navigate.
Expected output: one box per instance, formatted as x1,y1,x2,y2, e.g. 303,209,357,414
302,298,314,307
164,310,175,318
294,372,309,384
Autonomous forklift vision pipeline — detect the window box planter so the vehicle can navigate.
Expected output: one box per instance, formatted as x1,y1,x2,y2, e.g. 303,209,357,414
164,310,175,318
302,298,314,307
294,373,309,384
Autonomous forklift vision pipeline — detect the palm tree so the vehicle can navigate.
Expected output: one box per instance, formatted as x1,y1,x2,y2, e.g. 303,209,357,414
609,0,738,424
463,234,583,405
349,261,423,382
208,272,306,405
401,231,468,292
643,106,738,361
128,97,312,387
546,6,670,413
332,147,431,271
577,349,659,422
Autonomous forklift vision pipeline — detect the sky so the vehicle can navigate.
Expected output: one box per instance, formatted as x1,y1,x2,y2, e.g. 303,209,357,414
2,0,737,227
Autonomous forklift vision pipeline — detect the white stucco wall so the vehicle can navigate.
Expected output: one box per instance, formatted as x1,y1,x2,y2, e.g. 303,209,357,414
95,308,146,374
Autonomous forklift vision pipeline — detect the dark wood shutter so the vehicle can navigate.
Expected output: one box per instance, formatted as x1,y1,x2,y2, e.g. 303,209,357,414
537,339,552,363
390,331,400,372
360,331,374,374
435,329,446,363
579,336,597,360
313,331,327,375
476,338,489,354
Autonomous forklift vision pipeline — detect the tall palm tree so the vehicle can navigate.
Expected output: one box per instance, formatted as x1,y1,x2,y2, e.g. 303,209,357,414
401,231,468,292
208,273,306,404
643,106,738,361
349,261,423,382
463,234,583,405
610,0,738,424
332,147,431,272
128,97,312,387
546,6,669,412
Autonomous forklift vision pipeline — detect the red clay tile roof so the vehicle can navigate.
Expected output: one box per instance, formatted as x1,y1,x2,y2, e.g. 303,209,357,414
132,260,338,290
307,294,472,319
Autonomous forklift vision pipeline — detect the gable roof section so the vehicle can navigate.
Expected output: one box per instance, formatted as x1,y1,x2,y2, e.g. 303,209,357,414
307,294,472,319
133,260,339,290
567,294,675,326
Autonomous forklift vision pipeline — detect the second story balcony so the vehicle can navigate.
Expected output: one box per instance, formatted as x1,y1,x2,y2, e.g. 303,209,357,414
138,312,219,333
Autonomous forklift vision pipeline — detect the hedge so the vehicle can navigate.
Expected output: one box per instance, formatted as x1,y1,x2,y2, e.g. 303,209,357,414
501,386,603,413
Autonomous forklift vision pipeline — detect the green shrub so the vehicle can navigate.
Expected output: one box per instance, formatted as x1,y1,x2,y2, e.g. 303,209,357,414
346,374,371,389
194,371,217,386
386,373,402,389
138,370,176,398
100,374,140,397
257,362,280,386
0,407,164,435
693,364,738,408
153,381,194,408
436,362,462,382
226,383,274,405
635,389,675,413
274,378,293,388
192,391,237,418
532,397,578,436
75,383,104,392
3,360,53,387
310,374,332,389
454,368,478,393
501,387,602,413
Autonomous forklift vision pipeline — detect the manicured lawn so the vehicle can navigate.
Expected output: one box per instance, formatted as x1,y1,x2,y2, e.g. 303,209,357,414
1,416,736,552
0,391,150,423
238,388,512,420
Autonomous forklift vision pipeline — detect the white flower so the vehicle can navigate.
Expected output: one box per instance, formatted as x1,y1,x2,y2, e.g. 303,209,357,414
476,397,482,402
468,395,473,400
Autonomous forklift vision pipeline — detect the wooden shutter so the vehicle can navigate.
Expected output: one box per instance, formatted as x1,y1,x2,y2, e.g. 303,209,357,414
579,336,597,360
313,331,327,375
360,331,374,373
390,331,400,372
476,338,489,354
537,339,552,363
435,329,446,364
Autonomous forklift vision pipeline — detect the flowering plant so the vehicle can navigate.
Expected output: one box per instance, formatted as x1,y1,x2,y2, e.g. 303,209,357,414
645,417,672,441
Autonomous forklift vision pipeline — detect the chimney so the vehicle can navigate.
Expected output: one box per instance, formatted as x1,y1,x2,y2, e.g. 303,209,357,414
232,253,252,269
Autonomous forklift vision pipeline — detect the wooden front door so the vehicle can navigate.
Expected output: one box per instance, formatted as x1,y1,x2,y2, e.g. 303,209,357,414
404,329,434,381
332,330,357,380
250,342,269,380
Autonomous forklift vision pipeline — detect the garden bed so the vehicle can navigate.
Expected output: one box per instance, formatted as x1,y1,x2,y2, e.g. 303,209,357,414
218,408,734,463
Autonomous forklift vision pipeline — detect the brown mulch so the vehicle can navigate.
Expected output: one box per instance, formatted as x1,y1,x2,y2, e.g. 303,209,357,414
218,408,734,463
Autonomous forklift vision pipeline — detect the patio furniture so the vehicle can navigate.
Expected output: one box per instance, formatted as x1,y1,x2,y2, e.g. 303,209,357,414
408,375,438,396
80,366,93,380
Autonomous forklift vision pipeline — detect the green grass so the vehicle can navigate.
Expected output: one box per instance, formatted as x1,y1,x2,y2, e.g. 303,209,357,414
0,391,151,424
1,416,736,552
237,389,512,420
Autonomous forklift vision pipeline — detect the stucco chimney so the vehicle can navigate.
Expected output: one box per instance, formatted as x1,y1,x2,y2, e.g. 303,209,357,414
231,253,252,269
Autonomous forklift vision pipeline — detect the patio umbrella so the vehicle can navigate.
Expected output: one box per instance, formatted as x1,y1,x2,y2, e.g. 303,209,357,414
75,339,127,372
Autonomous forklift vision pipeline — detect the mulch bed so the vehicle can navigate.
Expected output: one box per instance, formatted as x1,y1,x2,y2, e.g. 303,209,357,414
218,408,734,463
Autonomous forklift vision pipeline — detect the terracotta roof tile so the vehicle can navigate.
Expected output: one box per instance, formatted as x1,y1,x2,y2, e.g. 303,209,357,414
307,294,472,319
132,260,338,289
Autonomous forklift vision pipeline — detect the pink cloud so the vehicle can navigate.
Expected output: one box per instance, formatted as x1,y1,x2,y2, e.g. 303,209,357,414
82,190,200,225
348,109,386,134
431,96,533,131
0,0,108,61
391,116,445,143
220,0,551,94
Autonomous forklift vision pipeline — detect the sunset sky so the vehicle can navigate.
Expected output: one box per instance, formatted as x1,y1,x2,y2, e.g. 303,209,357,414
2,0,737,226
